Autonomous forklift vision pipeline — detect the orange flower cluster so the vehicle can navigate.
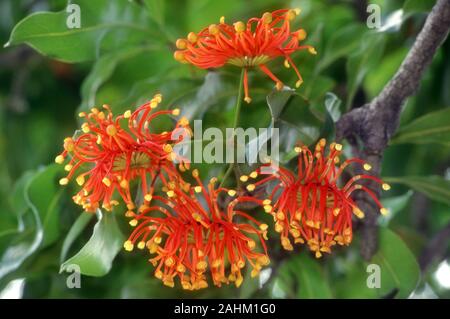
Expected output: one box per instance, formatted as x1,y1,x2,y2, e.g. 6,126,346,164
55,94,190,213
174,9,316,103
55,8,391,290
242,139,390,258
124,169,269,290
56,95,270,290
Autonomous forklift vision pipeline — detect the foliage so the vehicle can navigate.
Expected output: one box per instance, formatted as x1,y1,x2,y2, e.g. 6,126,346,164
0,0,449,299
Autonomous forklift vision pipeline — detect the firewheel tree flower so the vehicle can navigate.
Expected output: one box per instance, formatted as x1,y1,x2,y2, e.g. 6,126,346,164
54,94,191,214
174,8,316,103
243,139,391,258
123,169,270,290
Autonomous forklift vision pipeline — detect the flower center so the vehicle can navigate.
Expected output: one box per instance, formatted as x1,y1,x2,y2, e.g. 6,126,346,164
227,55,271,67
113,151,152,171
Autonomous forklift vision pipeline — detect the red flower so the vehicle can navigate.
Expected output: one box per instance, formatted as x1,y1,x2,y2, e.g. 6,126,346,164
174,9,316,103
124,169,269,290
248,139,390,258
55,94,190,213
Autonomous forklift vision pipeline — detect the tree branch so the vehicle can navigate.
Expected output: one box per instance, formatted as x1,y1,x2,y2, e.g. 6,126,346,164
336,0,450,260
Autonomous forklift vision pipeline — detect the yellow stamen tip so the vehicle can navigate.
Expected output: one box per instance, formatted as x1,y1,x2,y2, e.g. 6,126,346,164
173,51,186,63
144,194,153,202
78,112,86,118
335,143,343,151
55,155,64,164
163,144,173,153
137,241,145,249
220,16,225,24
262,12,272,24
308,47,317,55
364,163,372,171
123,110,131,118
76,175,85,186
194,186,202,193
244,96,252,103
259,223,268,231
227,189,236,196
192,169,199,178
102,177,111,187
294,146,302,153
167,190,175,197
382,183,391,191
187,32,197,43
123,241,134,251
239,175,248,182
64,164,73,171
129,219,138,227
120,180,128,189
172,108,180,116
234,21,245,33
81,123,90,133
175,39,187,50
209,24,219,35
297,29,307,41
59,178,69,186
276,81,284,91
246,184,255,192
296,79,303,88
380,207,389,216
106,124,117,136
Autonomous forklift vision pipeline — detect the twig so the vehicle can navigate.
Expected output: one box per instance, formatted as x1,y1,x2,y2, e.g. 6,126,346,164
336,0,450,260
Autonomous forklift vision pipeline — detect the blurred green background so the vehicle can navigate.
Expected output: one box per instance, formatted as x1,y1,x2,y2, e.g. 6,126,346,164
0,0,449,298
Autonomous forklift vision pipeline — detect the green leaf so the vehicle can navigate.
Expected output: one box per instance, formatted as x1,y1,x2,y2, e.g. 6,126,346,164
316,24,367,72
334,228,420,298
346,34,386,109
7,0,157,63
403,0,434,17
385,176,450,206
379,191,414,226
26,164,63,248
78,45,161,113
60,212,94,263
371,228,420,298
277,253,333,299
60,210,124,277
143,0,165,26
391,108,450,146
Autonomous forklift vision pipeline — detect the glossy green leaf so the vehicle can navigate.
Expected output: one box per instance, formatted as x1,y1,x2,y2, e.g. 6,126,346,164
143,0,165,26
7,0,157,63
277,253,333,299
26,164,63,248
371,228,420,298
346,33,386,109
60,212,94,263
78,45,160,113
334,228,420,298
385,176,450,206
379,191,414,226
316,24,367,72
60,210,124,277
403,0,434,16
391,108,450,146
